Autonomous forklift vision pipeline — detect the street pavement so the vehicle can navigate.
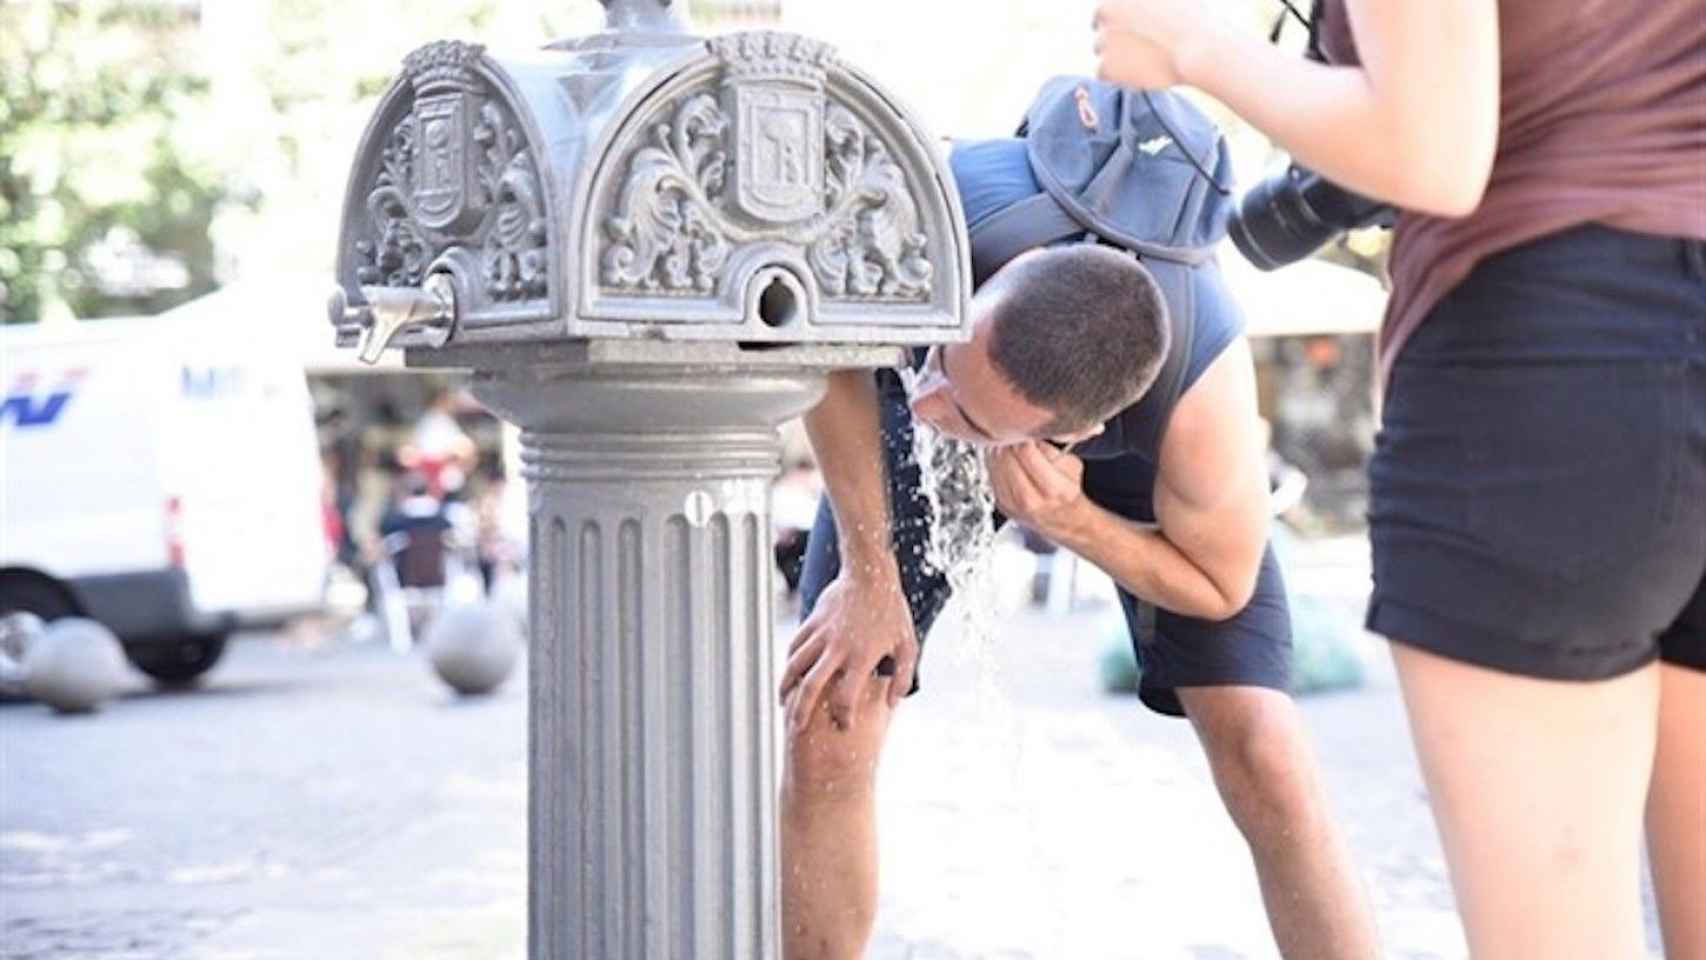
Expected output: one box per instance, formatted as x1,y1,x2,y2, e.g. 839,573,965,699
0,546,1667,959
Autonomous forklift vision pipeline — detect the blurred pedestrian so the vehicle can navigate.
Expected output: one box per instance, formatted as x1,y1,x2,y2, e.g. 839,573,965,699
472,474,515,596
400,387,478,501
380,472,462,590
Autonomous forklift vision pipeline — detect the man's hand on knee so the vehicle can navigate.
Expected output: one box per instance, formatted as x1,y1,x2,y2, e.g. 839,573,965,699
780,574,918,735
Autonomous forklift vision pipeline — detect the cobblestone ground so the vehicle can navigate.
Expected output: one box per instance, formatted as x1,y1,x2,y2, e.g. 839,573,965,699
0,545,1665,959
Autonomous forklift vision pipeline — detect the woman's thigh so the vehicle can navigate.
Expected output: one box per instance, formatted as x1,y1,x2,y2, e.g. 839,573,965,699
1392,642,1658,959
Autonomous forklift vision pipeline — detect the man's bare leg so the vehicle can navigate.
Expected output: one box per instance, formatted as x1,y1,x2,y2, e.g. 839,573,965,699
1179,685,1380,960
1392,641,1656,959
781,681,894,960
1647,661,1705,959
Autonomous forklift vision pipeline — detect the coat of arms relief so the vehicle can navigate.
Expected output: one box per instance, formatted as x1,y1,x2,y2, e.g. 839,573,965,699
600,32,935,302
354,41,550,307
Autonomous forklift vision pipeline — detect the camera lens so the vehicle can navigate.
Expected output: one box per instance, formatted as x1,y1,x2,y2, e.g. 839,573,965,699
1228,166,1341,271
1230,165,1392,271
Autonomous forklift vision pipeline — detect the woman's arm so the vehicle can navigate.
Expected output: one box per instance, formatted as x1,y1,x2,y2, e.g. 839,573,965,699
1094,0,1500,217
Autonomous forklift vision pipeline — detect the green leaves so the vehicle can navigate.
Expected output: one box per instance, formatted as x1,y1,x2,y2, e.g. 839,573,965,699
1,0,224,324
0,0,620,326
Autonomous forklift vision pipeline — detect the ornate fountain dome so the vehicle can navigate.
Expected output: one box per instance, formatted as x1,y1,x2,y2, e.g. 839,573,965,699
334,23,969,351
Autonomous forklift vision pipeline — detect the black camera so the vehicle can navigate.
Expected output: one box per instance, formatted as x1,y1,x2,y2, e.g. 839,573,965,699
1227,0,1395,271
1228,163,1392,271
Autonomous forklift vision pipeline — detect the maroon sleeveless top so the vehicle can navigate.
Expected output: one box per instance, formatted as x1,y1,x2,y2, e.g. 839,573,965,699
1319,0,1706,385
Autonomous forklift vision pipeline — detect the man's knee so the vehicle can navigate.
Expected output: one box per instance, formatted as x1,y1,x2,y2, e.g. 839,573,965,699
782,703,890,810
1184,687,1325,847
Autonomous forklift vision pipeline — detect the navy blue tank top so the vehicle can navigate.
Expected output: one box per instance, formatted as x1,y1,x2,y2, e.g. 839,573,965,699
949,138,1245,471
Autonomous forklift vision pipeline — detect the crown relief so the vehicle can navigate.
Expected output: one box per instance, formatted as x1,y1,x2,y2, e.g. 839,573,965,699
403,40,487,93
708,32,836,86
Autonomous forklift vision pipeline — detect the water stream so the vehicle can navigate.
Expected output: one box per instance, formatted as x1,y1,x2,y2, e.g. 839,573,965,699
895,370,1060,936
897,369,1001,682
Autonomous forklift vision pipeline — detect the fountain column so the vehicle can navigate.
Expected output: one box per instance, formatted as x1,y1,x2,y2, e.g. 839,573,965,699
326,2,971,954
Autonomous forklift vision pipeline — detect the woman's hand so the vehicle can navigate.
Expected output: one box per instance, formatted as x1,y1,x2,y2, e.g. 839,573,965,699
1092,0,1204,89
1097,0,1500,217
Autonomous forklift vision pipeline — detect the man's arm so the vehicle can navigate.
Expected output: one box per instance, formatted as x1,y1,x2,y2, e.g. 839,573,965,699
777,370,920,731
801,370,899,588
998,338,1269,621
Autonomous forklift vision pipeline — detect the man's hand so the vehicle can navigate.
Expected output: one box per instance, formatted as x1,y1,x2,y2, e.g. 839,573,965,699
990,442,1089,541
779,573,918,735
1092,0,1208,89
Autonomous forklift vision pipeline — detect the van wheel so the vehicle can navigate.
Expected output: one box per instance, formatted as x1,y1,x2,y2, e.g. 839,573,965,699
0,571,80,622
128,635,228,687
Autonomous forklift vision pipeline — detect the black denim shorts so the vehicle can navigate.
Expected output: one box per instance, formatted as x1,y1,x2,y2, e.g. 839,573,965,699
799,373,1293,718
1368,223,1706,679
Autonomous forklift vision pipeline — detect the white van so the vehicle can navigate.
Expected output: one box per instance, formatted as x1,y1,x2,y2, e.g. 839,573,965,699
0,313,329,684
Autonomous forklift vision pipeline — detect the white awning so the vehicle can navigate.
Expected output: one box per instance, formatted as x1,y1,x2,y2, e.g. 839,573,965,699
1216,244,1388,339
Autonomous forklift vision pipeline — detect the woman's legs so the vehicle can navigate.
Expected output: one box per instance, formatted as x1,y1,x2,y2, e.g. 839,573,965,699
1647,661,1706,959
1390,642,1659,959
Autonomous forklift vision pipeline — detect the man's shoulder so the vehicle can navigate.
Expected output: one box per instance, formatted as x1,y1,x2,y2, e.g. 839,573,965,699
1174,330,1254,406
1159,334,1261,491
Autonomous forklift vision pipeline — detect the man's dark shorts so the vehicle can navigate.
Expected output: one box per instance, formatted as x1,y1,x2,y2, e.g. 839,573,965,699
798,372,1293,718
1368,224,1706,678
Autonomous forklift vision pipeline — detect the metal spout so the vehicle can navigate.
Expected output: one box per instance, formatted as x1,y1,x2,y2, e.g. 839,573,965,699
329,273,457,364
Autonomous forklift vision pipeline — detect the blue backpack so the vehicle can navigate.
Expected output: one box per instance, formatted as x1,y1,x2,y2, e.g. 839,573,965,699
970,77,1236,459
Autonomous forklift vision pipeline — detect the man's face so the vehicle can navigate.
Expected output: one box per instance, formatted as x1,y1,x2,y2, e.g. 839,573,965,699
907,298,1104,449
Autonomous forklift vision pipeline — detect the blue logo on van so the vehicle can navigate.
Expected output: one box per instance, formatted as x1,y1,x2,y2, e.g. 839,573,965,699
0,370,85,428
182,365,245,398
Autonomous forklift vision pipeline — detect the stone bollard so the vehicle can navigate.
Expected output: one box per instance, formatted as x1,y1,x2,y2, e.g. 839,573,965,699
23,618,129,714
424,601,522,695
328,2,970,955
0,611,46,698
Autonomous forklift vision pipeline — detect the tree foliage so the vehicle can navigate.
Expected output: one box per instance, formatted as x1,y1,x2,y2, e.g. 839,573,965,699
1,0,236,324
0,0,569,324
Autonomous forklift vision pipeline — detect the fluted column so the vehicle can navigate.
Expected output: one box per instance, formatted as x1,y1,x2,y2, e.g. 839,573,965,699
473,363,824,960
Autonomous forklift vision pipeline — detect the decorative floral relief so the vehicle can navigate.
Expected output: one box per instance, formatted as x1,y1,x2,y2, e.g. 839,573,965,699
476,102,548,301
807,105,932,300
357,117,431,288
601,94,731,293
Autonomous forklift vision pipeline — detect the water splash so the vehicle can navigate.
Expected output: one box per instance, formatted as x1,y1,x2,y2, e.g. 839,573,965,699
897,369,999,666
894,371,1061,931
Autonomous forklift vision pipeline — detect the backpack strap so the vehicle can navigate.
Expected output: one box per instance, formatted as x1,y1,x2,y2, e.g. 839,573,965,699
1126,258,1196,650
1125,258,1197,463
967,192,1084,286
967,179,1212,285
